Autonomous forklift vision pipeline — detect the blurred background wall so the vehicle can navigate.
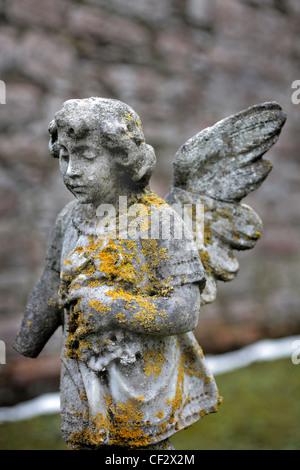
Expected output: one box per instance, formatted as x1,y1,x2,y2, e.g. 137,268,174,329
0,0,299,405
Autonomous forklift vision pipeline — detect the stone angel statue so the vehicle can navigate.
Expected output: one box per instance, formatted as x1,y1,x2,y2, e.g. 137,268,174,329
13,98,286,450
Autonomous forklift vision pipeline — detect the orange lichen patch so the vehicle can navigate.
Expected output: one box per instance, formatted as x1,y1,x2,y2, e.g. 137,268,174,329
233,228,240,242
199,250,212,275
88,299,111,314
105,395,153,447
60,189,173,301
203,222,213,245
181,344,206,379
127,208,149,236
123,111,133,123
133,115,143,133
143,347,165,378
116,312,127,323
79,392,87,402
169,360,184,430
244,230,262,243
68,395,154,449
131,299,166,332
70,237,136,288
184,396,191,406
155,343,212,435
48,296,58,307
64,301,94,360
123,111,143,139
157,421,168,437
155,411,164,420
141,239,168,265
215,205,234,223
105,285,167,333
217,394,223,407
94,238,140,283
139,189,166,208
60,189,178,354
140,238,171,295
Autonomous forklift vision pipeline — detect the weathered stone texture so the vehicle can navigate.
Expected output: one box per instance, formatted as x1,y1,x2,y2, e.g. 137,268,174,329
0,0,300,379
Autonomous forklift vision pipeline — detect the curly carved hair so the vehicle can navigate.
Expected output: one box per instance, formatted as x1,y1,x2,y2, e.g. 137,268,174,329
48,97,156,188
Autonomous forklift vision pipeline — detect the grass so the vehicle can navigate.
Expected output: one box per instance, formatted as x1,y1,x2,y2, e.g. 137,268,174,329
172,358,300,450
0,358,299,450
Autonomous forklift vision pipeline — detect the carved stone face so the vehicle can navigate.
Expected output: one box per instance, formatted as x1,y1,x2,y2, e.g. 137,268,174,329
49,98,157,202
58,126,118,207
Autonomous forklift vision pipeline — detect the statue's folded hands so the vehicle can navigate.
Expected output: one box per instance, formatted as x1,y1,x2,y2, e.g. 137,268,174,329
64,281,201,338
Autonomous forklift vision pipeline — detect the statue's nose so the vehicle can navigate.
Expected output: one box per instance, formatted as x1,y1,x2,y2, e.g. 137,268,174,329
66,159,83,177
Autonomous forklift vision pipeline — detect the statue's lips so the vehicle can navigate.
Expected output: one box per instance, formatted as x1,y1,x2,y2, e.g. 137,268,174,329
68,185,86,192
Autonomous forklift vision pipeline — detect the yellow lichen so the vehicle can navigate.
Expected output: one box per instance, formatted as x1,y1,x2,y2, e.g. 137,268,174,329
216,205,234,223
60,192,178,357
68,395,154,449
79,392,87,402
48,297,57,307
181,344,206,379
233,228,240,242
116,312,126,323
169,360,184,429
59,188,221,447
143,347,165,378
88,299,111,314
204,222,213,245
200,250,212,275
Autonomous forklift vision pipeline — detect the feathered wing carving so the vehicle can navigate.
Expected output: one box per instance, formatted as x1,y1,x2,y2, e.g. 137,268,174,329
165,102,286,305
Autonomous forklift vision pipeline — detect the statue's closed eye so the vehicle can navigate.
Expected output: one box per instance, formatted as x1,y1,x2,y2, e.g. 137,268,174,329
59,146,69,161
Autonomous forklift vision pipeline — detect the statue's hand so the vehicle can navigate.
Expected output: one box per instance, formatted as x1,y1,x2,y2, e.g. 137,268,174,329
70,330,134,372
65,285,124,341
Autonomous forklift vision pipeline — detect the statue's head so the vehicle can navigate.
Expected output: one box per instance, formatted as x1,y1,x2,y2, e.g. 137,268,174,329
48,97,156,206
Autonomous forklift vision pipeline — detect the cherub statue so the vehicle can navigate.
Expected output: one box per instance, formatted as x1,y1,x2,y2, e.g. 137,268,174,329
13,98,286,450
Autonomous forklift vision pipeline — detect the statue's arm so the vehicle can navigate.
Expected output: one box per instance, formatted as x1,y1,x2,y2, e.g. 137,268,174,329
69,282,201,338
113,282,201,336
13,267,62,357
13,209,66,358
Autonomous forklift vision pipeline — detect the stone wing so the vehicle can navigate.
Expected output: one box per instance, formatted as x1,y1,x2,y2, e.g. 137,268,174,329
165,102,286,305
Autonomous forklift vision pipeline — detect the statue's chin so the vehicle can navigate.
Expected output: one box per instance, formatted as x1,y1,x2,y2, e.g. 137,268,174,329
70,190,94,205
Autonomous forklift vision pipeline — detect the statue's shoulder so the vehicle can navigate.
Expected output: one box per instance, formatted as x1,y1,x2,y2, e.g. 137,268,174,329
133,189,206,290
139,188,195,242
57,199,78,220
55,200,78,232
44,200,77,271
138,188,182,222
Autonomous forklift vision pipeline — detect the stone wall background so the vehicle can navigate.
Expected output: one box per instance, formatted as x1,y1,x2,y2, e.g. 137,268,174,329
0,0,300,403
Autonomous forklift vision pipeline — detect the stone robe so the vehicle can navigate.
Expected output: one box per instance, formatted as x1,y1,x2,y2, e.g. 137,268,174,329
16,190,222,449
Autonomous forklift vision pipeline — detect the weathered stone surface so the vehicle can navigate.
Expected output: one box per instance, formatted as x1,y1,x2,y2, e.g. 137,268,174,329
0,0,299,410
166,102,286,304
14,98,224,449
171,103,286,201
13,95,286,449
